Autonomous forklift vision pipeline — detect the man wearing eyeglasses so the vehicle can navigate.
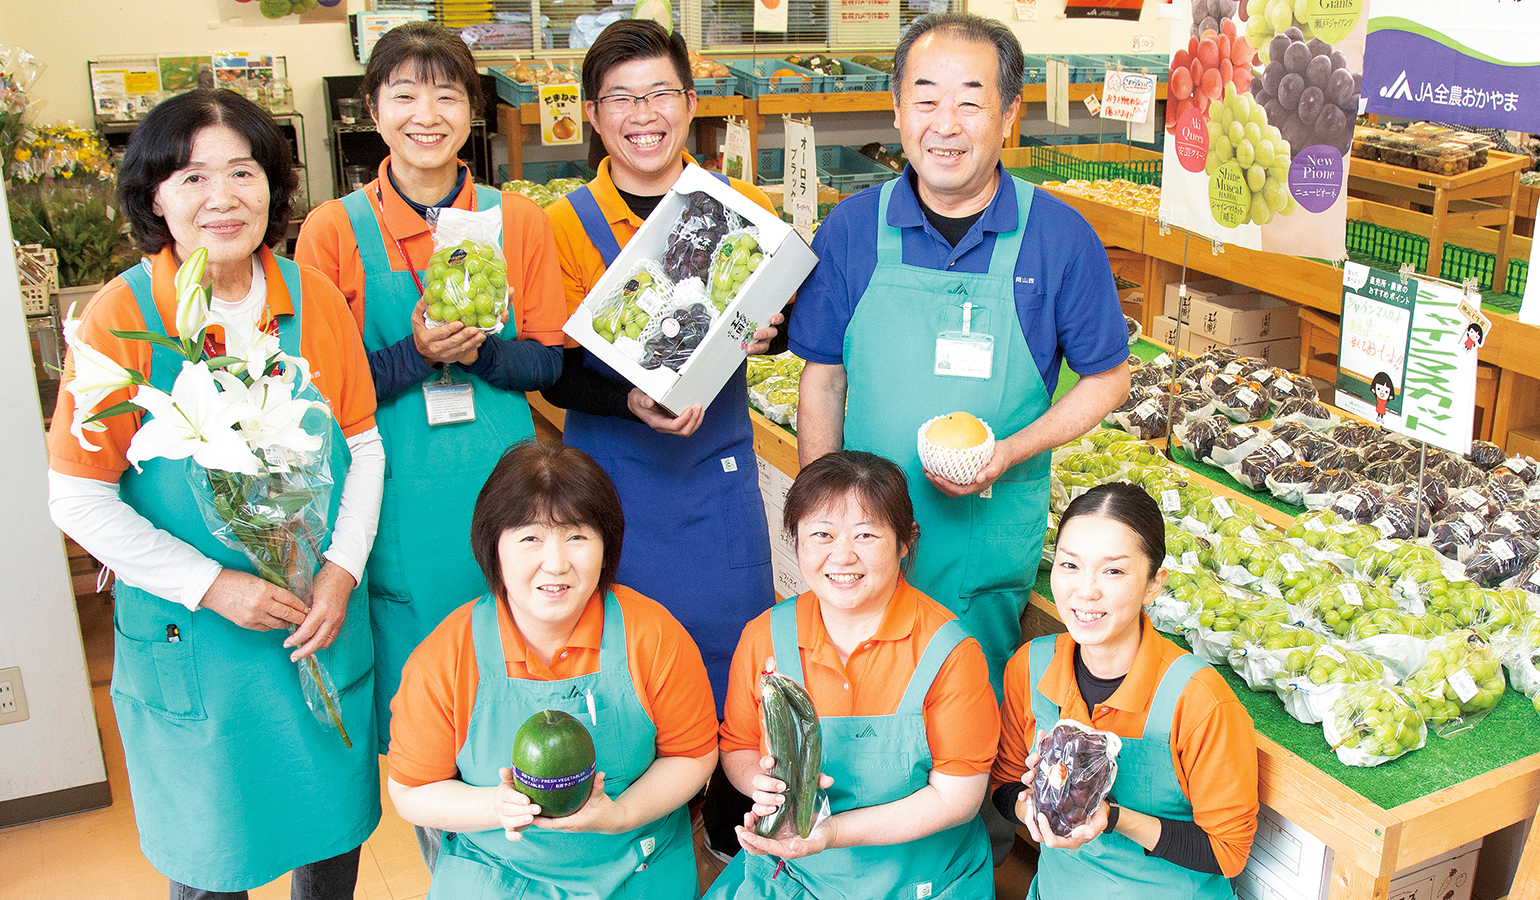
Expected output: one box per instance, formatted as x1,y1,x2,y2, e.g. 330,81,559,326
543,18,783,864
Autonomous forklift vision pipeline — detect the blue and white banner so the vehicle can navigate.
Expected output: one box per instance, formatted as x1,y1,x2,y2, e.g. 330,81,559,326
1364,0,1540,132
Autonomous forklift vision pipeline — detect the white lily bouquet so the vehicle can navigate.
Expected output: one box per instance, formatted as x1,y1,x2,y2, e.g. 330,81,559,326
65,248,352,748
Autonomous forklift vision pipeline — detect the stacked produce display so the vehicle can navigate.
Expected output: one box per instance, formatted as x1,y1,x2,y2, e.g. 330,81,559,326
1040,179,1162,216
746,352,804,427
499,176,589,208
1049,419,1540,767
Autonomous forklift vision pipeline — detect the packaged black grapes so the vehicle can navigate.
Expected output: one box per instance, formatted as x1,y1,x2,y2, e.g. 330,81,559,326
1487,505,1540,537
1030,720,1121,839
1329,481,1386,525
1446,487,1499,523
1302,469,1357,511
1176,414,1233,462
1108,393,1172,441
1209,424,1267,468
589,261,670,353
1108,385,1160,419
1496,456,1540,485
1430,512,1489,563
1293,433,1345,470
660,191,744,284
1368,494,1432,541
1273,398,1334,431
1129,364,1168,390
1467,440,1508,471
1435,457,1487,491
422,206,509,331
1229,437,1299,491
1465,532,1540,587
1323,684,1426,767
636,292,716,373
1265,460,1321,506
1486,471,1528,510
1267,372,1318,405
1328,421,1383,449
1267,420,1311,444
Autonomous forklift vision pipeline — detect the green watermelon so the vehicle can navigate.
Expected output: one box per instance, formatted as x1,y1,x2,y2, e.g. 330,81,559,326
511,709,596,818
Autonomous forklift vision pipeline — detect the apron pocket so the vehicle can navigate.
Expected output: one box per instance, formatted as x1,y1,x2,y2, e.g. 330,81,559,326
961,478,1047,598
111,620,206,720
429,849,530,900
727,489,773,570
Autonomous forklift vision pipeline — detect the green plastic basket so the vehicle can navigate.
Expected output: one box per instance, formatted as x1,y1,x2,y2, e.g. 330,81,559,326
1021,139,1163,186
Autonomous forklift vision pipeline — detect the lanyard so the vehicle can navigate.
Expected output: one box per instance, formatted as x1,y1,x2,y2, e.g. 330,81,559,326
373,180,479,298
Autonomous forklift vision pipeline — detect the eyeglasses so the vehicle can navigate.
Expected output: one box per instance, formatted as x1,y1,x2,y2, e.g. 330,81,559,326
594,87,689,114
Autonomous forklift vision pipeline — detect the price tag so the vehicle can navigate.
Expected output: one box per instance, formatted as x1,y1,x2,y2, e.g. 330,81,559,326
1337,494,1362,512
723,118,752,184
1305,516,1326,533
1448,668,1479,704
1494,513,1522,533
1320,646,1345,662
1236,388,1258,406
1181,514,1207,534
1280,554,1304,573
1182,550,1200,568
1234,426,1255,439
1070,485,1089,500
1161,488,1182,513
1241,526,1261,542
1340,582,1364,606
1491,539,1516,561
1371,517,1395,538
1153,352,1172,367
1211,497,1234,518
1135,399,1159,418
1224,361,1247,375
784,116,817,242
1462,512,1488,533
1330,523,1358,534
1372,539,1399,552
1269,439,1294,458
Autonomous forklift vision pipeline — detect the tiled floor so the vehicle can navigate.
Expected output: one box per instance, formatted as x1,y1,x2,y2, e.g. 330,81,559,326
1,590,1038,899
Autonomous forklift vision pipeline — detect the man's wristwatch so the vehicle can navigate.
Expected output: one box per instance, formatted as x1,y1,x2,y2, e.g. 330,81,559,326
1105,801,1121,834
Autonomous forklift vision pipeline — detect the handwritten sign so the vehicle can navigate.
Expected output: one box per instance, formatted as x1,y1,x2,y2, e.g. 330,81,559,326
538,84,582,146
784,117,817,241
1101,71,1155,123
724,118,752,184
1336,263,1477,454
831,0,899,45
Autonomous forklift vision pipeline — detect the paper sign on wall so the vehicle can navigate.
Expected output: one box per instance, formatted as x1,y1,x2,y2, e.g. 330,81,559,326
831,0,900,46
1101,71,1155,123
784,117,817,241
754,0,788,33
1336,263,1478,455
539,84,583,146
724,118,752,184
1046,57,1071,127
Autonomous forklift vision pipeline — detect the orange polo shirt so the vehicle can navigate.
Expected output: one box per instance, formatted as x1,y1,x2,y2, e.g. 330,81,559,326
991,616,1259,878
48,247,377,483
388,585,719,788
546,153,779,336
718,578,1000,777
293,158,566,347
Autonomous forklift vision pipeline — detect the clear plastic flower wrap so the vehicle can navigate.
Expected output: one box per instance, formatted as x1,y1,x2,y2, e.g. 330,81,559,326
1467,439,1508,471
422,206,508,331
1031,720,1122,838
589,260,671,355
1403,632,1506,733
706,227,763,313
1274,643,1393,724
1465,532,1540,587
1228,620,1326,692
1324,683,1427,766
661,190,744,283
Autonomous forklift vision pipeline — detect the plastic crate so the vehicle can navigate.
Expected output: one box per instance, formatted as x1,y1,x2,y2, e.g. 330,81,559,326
1020,138,1163,186
725,59,826,97
824,58,891,93
20,282,49,317
1021,55,1050,86
1507,258,1529,297
1063,55,1105,84
489,64,579,105
520,160,595,183
1342,219,1532,295
1099,54,1168,83
692,75,738,98
818,146,897,194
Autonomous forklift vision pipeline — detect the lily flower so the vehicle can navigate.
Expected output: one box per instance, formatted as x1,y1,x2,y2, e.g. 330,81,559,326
213,370,329,454
173,248,211,348
126,360,264,475
61,304,142,452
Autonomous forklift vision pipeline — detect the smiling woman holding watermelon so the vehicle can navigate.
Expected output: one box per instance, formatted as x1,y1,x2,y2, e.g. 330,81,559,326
384,440,718,900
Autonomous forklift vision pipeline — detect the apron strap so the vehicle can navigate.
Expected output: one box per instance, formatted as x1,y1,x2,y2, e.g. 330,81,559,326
597,590,630,672
120,263,186,394
986,177,1033,276
1141,653,1208,744
469,594,508,684
895,619,968,714
568,186,622,267
1026,634,1059,730
341,189,393,273
271,253,305,360
768,596,804,684
873,179,903,267
474,184,502,211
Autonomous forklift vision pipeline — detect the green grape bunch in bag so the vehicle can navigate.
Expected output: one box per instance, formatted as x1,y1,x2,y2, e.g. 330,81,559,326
422,206,509,332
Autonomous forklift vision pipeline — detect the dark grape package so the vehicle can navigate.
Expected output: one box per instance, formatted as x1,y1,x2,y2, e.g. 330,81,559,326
1030,720,1122,838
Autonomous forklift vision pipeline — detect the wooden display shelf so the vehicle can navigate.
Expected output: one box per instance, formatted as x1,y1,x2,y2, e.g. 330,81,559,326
1346,151,1529,285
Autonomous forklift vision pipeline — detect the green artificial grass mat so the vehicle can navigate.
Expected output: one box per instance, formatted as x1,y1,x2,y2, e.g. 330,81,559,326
1029,574,1540,810
1053,339,1166,402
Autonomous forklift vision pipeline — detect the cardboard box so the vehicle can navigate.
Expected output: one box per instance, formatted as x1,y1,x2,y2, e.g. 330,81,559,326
1163,278,1241,322
1240,804,1480,900
771,548,807,599
1183,333,1301,370
1188,292,1301,344
565,165,818,413
1150,314,1181,347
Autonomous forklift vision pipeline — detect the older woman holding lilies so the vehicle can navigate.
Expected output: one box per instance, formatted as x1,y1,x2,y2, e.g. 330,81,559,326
47,89,383,900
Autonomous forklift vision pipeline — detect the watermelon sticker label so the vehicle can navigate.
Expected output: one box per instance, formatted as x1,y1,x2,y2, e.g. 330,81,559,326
1174,107,1208,173
1208,160,1250,228
512,763,597,792
1306,0,1362,45
1290,146,1344,214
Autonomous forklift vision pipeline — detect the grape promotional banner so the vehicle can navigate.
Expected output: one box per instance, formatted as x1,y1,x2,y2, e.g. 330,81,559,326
1159,0,1364,259
1364,0,1540,134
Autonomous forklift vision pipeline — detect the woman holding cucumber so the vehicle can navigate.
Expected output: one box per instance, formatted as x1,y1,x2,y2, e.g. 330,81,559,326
994,482,1258,899
386,440,719,900
295,22,568,784
707,451,1001,899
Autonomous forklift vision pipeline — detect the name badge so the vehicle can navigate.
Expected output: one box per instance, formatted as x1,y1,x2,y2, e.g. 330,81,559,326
934,300,994,380
424,381,476,426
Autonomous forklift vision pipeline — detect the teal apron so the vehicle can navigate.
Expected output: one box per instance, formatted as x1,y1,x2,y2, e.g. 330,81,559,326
842,177,1052,699
427,593,696,899
1024,635,1236,900
341,186,537,749
705,597,994,900
563,184,774,716
111,258,379,892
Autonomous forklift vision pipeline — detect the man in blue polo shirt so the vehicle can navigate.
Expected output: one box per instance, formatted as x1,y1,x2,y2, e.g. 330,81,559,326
791,12,1131,699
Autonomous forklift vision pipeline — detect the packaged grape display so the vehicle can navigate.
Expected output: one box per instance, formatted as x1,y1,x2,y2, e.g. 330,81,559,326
1369,494,1432,541
1301,578,1398,637
1328,420,1381,449
1329,481,1386,525
1030,721,1122,838
1273,398,1334,430
1275,644,1392,724
422,207,509,331
567,164,816,413
1178,414,1234,461
1228,620,1326,691
1465,532,1540,587
1404,633,1505,732
1323,683,1426,767
1431,512,1490,562
1497,617,1540,702
1232,438,1298,490
1467,440,1508,471
1497,456,1539,485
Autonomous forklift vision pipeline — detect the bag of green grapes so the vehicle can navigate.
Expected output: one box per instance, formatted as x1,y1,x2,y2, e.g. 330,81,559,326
588,261,671,360
1323,683,1427,767
422,206,509,331
1274,643,1395,724
1402,631,1507,736
705,226,763,314
1225,620,1325,693
1494,616,1540,717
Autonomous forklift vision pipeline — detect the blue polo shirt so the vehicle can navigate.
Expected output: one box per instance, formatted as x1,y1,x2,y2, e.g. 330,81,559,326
788,164,1128,396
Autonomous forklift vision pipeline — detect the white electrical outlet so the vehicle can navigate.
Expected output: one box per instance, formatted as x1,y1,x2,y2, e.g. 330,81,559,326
0,667,29,725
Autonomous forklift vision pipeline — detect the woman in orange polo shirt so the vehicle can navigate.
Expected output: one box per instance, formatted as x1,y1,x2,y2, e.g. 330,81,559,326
707,451,1000,899
386,441,717,899
993,482,1258,899
294,23,568,781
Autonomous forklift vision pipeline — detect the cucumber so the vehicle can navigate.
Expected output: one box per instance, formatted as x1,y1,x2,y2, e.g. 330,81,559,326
763,672,823,839
756,676,798,838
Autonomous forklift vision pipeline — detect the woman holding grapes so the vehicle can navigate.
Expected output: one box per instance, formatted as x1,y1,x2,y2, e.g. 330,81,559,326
994,482,1258,899
295,24,568,785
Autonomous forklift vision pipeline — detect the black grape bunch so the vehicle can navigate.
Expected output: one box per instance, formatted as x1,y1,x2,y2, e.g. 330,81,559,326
1251,27,1361,156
